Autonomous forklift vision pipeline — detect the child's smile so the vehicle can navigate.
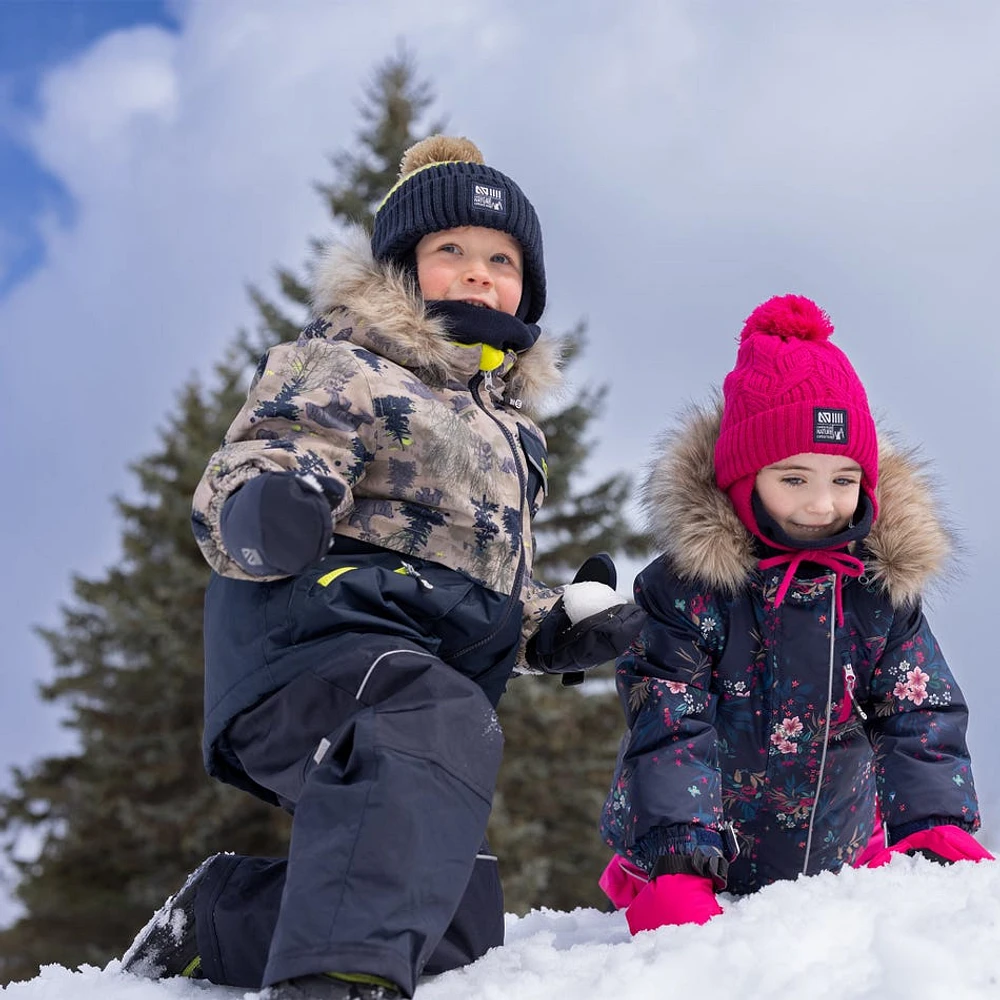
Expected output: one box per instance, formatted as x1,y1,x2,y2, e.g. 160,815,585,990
755,452,862,541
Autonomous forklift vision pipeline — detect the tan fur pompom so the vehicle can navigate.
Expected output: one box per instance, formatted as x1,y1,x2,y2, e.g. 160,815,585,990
398,135,485,179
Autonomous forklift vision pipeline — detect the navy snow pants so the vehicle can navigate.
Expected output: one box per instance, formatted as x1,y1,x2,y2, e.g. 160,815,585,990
194,634,505,996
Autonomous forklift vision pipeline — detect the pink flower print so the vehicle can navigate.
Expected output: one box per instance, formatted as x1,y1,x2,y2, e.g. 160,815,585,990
894,665,930,706
666,681,688,694
770,717,803,753
906,667,931,705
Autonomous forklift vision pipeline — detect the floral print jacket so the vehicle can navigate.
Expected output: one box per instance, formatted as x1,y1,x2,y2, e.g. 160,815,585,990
601,404,980,895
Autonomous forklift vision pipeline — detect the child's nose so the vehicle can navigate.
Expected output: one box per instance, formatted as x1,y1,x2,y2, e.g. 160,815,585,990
463,261,493,285
806,490,835,514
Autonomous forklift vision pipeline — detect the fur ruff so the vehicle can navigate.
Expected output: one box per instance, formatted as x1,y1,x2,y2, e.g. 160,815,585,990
643,400,954,607
311,228,563,413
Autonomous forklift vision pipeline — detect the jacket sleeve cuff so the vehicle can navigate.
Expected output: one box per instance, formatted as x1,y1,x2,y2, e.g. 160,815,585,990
887,815,977,845
631,824,725,874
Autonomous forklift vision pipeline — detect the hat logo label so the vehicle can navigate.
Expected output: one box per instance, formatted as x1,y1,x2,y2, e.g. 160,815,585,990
813,407,848,444
472,183,505,213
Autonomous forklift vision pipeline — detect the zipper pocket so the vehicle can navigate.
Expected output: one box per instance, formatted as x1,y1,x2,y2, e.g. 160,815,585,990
838,660,868,723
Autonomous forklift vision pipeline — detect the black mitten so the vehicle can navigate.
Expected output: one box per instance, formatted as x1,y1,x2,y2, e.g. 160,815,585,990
527,553,646,678
220,471,337,576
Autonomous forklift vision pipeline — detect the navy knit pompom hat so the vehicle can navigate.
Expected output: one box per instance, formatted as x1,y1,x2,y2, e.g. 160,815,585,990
371,135,546,323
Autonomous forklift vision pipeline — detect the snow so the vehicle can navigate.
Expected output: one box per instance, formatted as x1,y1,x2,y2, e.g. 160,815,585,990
561,582,632,623
4,855,998,1000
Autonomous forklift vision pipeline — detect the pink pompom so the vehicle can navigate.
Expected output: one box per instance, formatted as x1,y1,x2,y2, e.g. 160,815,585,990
740,294,834,343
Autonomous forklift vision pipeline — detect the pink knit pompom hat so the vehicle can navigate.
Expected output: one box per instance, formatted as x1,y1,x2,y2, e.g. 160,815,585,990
714,294,879,534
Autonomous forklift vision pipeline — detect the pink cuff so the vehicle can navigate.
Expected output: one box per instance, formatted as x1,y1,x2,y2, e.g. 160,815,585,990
598,855,649,909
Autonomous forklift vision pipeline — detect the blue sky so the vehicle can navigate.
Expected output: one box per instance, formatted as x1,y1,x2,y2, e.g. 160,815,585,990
2,0,999,926
0,1,178,295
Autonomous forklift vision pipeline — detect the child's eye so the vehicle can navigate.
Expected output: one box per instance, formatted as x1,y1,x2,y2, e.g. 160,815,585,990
438,243,461,254
834,477,860,487
491,252,513,265
780,476,805,486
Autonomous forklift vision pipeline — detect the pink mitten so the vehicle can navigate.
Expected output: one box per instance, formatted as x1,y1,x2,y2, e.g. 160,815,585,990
599,855,648,909
625,873,723,934
866,825,994,868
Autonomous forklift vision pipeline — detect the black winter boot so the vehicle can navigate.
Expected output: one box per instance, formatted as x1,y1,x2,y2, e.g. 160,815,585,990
120,853,220,979
259,973,402,999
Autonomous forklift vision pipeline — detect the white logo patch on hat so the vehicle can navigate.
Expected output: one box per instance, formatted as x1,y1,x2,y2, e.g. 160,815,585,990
472,183,505,213
813,407,848,444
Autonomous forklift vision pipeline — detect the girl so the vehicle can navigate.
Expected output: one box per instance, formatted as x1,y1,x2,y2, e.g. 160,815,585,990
599,294,991,933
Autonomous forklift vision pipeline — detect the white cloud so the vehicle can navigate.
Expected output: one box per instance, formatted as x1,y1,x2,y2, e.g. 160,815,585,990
30,27,180,190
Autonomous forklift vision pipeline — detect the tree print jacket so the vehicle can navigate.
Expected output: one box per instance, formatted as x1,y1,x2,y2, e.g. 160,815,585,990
600,403,980,895
192,229,564,667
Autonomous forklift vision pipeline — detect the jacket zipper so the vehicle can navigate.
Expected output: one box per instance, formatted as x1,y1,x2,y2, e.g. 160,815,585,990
398,560,434,589
801,585,837,875
843,662,868,720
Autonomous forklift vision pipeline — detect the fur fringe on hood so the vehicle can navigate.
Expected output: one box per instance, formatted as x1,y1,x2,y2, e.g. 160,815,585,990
643,400,954,608
310,228,563,413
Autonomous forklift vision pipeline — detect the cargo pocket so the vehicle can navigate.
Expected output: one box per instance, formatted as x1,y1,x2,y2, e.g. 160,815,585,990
286,553,476,647
227,670,362,806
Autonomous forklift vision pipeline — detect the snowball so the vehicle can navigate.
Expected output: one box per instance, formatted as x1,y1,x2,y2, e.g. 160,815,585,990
562,581,629,624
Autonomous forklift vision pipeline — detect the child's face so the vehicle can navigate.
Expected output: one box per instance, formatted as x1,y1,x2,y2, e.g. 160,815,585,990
415,226,524,316
755,452,862,541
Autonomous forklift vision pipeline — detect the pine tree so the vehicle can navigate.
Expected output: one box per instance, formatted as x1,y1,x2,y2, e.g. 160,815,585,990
531,323,651,583
264,43,443,323
315,44,442,231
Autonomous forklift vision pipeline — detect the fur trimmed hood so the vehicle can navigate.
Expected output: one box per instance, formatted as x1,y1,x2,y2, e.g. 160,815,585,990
643,400,954,608
310,228,563,413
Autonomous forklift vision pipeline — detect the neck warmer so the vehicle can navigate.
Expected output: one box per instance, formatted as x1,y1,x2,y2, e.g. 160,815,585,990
750,491,874,626
426,300,540,353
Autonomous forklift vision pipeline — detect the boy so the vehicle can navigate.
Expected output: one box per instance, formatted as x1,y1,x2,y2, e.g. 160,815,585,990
120,135,642,999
